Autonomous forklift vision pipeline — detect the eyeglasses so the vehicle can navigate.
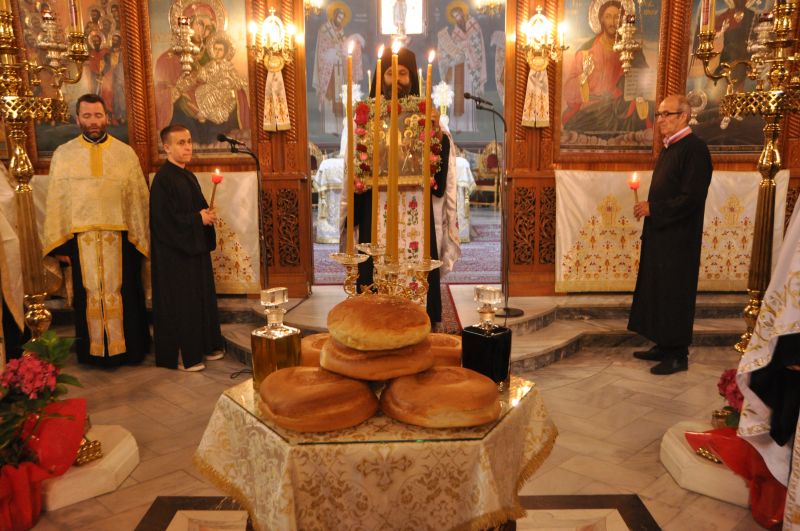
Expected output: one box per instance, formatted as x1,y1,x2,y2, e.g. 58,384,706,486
654,111,683,119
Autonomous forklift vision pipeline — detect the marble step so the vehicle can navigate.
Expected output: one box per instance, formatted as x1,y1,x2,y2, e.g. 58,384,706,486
222,316,744,372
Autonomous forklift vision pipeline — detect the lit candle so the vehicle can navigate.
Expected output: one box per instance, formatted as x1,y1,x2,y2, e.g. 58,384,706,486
388,41,400,262
346,41,355,255
210,168,224,209
628,172,640,204
248,21,258,46
422,50,434,261
557,21,566,47
371,45,384,243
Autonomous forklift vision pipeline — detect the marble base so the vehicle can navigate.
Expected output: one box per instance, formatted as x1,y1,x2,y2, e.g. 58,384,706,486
660,420,749,508
42,425,139,511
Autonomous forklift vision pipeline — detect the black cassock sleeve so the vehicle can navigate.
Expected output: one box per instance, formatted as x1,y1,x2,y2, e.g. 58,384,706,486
150,172,215,256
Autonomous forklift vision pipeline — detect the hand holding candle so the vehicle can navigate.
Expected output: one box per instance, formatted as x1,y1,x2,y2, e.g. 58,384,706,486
210,168,223,209
628,171,640,204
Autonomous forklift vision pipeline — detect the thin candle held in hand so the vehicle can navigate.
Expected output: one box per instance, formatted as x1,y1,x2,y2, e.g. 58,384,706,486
210,169,224,209
628,172,640,204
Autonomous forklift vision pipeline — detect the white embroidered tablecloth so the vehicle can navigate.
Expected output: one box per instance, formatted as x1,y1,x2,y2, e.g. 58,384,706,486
313,157,476,244
555,170,790,292
194,377,556,531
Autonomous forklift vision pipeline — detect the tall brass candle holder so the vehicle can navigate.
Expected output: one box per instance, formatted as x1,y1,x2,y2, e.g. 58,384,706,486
0,5,88,338
329,252,370,297
694,1,800,352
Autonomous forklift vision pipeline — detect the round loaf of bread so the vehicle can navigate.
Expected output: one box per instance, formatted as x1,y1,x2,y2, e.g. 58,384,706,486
428,333,462,367
380,367,501,428
327,294,430,350
259,367,378,432
320,338,434,380
300,333,328,367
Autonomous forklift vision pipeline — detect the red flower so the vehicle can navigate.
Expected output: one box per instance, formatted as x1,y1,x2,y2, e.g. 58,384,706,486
418,118,426,127
355,103,370,125
356,143,368,152
409,197,418,209
430,167,439,180
409,241,419,251
355,127,367,136
431,143,442,155
717,369,744,412
418,101,426,113
359,163,371,173
430,154,439,163
355,179,365,192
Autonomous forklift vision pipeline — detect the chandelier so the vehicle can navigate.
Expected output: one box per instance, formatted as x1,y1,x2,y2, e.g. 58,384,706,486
694,0,800,352
249,7,297,72
612,1,643,74
521,6,567,70
0,3,88,338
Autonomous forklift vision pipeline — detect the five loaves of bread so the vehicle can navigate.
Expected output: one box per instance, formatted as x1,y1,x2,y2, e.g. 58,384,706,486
259,294,502,432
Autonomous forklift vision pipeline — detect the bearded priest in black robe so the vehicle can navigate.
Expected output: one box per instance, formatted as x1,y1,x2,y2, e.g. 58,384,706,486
627,94,713,375
150,124,224,372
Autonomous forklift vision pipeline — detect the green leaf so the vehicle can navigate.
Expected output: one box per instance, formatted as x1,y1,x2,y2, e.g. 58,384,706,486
56,374,82,387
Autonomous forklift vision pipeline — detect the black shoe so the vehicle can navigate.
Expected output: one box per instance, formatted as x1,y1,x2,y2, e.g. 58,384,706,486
633,346,663,361
650,356,688,375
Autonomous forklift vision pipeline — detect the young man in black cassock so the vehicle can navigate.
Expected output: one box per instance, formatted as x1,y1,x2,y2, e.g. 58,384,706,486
353,47,451,325
627,94,713,375
150,125,224,372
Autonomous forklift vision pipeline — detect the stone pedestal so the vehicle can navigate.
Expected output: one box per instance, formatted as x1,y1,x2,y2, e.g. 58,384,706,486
42,425,139,511
660,420,749,507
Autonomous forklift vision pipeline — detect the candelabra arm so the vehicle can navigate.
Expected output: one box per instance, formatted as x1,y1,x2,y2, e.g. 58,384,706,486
735,113,783,353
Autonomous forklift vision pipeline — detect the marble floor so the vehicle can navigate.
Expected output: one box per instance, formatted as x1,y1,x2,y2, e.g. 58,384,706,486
30,335,760,530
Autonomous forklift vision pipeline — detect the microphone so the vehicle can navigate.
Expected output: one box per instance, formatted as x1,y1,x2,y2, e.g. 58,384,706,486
464,92,493,106
216,133,246,146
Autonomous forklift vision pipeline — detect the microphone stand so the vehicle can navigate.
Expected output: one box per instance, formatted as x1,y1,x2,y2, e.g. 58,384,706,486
475,102,524,319
225,142,269,290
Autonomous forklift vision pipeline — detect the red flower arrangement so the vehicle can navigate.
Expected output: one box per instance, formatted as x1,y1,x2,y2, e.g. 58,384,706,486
351,96,443,189
717,368,744,427
0,332,85,531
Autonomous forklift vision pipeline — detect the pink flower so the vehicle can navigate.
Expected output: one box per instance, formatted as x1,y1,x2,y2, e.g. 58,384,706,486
359,152,369,161
355,180,365,192
355,127,367,136
409,241,419,251
1,355,59,400
409,198,418,209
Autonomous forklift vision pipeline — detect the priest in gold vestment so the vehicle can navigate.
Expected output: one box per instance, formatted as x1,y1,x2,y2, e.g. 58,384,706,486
42,94,151,366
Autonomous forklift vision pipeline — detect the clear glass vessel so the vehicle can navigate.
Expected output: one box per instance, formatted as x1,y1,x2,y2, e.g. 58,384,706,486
251,287,301,390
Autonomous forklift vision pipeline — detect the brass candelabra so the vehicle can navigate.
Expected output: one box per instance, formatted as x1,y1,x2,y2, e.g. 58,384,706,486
0,5,88,338
694,0,800,352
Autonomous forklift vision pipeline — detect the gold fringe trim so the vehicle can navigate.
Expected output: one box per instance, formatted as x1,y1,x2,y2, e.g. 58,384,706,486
192,452,264,531
452,504,528,531
516,425,559,491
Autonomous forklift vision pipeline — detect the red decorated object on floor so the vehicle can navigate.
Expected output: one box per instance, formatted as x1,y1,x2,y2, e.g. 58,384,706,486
0,398,86,531
685,428,786,530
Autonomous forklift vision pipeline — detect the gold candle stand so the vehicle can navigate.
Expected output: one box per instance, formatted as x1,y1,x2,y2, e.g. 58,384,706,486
0,7,88,338
329,252,370,297
694,1,800,352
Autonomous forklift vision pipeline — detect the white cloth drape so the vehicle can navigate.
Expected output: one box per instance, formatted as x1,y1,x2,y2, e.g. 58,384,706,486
555,169,789,291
